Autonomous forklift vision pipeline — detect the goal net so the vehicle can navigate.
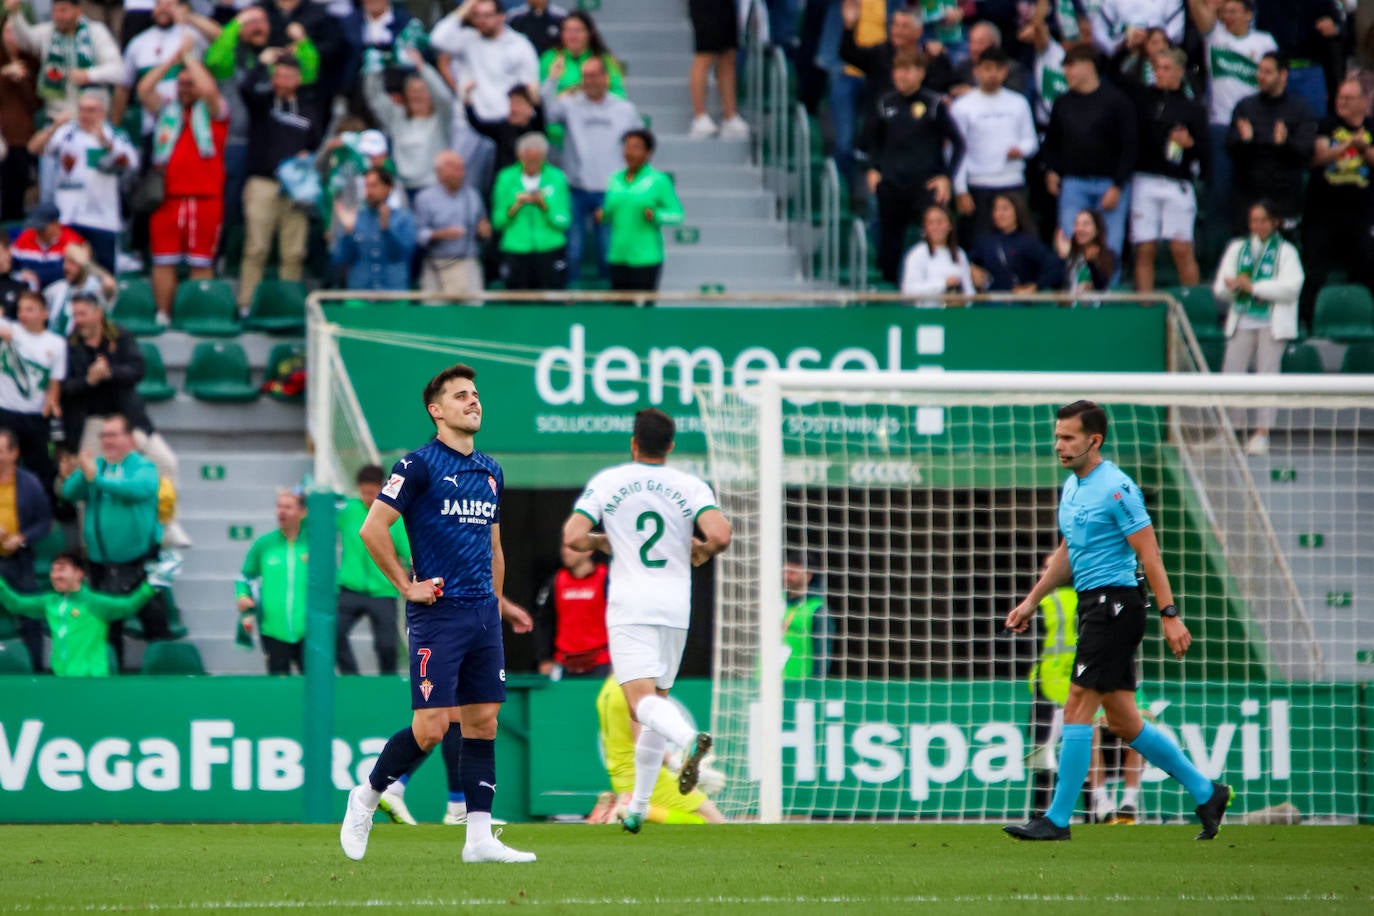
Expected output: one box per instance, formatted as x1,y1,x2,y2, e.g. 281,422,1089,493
700,370,1374,824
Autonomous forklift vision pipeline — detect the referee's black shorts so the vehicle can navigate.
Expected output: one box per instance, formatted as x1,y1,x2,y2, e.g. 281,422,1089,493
690,0,740,53
1071,585,1146,694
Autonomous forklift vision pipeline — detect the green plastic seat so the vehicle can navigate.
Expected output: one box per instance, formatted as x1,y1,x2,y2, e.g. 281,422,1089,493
136,341,177,403
141,640,206,675
1340,342,1374,373
1165,285,1224,341
0,638,34,673
1312,284,1374,342
1198,337,1227,372
243,279,307,335
1281,342,1324,373
113,277,164,337
185,341,260,402
172,279,241,337
262,342,305,403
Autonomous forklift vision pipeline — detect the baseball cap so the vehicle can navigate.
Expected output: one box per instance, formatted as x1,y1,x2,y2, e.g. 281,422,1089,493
27,201,61,229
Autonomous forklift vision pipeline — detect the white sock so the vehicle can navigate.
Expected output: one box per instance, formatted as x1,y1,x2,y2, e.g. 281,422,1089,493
630,728,667,816
1092,785,1113,815
465,811,493,846
358,785,382,809
446,800,467,818
636,694,697,749
385,780,406,799
1119,786,1140,810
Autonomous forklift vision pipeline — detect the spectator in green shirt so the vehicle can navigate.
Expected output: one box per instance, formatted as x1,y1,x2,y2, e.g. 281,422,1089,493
597,129,684,292
336,464,410,675
236,489,309,675
0,551,167,677
538,10,625,148
491,131,572,290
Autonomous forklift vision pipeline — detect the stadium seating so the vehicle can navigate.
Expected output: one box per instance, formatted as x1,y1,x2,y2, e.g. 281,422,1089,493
136,342,177,403
141,640,206,675
0,638,34,673
1281,341,1325,373
243,279,308,335
113,277,164,336
262,342,306,403
172,279,241,337
1166,286,1225,341
1340,342,1374,374
1312,285,1374,342
185,341,260,402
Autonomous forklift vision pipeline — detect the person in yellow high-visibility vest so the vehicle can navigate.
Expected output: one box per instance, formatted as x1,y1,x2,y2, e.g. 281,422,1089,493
1026,555,1077,816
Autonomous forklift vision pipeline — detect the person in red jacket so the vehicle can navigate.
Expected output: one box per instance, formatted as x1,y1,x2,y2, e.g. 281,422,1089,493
533,543,609,679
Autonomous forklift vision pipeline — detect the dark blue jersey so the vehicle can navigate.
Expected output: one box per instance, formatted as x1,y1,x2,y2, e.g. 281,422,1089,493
377,439,504,601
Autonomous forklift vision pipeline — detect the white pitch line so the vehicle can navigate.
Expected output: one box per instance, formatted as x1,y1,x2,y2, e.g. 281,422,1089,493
4,894,1372,912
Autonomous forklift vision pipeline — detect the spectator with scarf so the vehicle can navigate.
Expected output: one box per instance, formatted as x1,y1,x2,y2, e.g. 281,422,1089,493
4,0,123,123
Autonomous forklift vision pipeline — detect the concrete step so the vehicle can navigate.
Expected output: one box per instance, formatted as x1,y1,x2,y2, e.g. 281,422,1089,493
586,0,686,21
675,188,776,220
665,219,788,248
601,24,693,56
659,269,807,293
614,52,695,80
623,76,723,110
176,516,278,549
665,164,762,191
664,246,799,281
149,396,305,437
178,451,312,478
653,134,752,167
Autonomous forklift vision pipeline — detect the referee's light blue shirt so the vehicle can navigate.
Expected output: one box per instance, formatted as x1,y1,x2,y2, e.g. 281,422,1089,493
1058,460,1152,592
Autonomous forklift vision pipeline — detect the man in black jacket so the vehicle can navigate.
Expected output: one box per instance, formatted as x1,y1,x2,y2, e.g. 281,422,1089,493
1128,47,1209,290
263,0,347,101
856,53,964,285
840,2,954,102
1042,43,1137,267
1227,52,1316,233
237,53,325,312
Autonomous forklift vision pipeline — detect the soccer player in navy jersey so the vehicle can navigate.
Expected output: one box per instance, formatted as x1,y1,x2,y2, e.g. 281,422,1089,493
1003,400,1232,841
340,363,535,864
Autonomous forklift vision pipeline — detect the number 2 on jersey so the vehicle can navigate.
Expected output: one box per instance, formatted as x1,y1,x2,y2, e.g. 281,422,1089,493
636,511,667,568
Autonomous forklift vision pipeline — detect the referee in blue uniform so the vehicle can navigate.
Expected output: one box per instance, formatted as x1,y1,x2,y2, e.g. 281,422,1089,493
339,363,535,864
1003,400,1232,841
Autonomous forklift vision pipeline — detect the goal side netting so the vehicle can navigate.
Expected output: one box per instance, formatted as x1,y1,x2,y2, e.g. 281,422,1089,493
700,370,1374,824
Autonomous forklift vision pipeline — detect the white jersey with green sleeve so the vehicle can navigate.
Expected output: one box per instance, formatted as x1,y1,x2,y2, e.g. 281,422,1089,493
1204,24,1277,126
572,461,718,629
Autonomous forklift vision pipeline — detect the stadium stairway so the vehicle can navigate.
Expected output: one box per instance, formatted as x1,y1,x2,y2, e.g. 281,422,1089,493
595,0,807,292
1245,439,1374,682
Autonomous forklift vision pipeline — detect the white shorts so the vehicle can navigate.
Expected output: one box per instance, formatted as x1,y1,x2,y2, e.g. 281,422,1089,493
1129,173,1197,243
609,624,688,690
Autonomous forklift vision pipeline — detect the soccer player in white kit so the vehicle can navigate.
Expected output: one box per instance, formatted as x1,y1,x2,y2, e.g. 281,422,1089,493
562,408,733,834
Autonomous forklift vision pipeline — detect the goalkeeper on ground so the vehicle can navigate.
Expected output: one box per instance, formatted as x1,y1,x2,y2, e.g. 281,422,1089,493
588,675,725,825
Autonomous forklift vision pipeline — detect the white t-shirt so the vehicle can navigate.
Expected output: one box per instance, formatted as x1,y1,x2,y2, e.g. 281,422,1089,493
1089,0,1185,53
123,25,208,134
429,19,540,123
900,244,975,304
572,461,718,629
950,87,1039,193
0,321,67,415
45,123,140,233
1204,24,1278,126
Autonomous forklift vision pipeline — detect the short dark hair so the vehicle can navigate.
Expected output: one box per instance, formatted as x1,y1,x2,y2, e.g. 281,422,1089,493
1057,400,1108,443
508,84,535,105
892,51,929,72
1224,0,1253,12
976,46,1008,67
17,289,46,310
365,166,395,188
632,408,675,458
1261,51,1289,72
0,428,16,451
1249,198,1279,221
51,550,86,573
356,464,385,486
1063,43,1100,69
422,363,477,425
71,290,104,309
621,128,656,154
101,413,131,436
275,53,301,71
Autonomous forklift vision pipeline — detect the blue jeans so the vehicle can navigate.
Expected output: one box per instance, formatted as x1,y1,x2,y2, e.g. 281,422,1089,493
1287,66,1327,120
221,140,249,249
568,188,607,280
1058,175,1131,281
828,73,864,184
74,226,118,275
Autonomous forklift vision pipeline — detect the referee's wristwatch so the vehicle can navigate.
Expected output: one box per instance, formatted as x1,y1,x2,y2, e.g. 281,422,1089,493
1160,604,1180,619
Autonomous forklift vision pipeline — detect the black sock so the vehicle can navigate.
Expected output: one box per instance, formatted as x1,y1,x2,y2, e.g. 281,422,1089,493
367,727,426,793
460,737,496,813
441,727,465,799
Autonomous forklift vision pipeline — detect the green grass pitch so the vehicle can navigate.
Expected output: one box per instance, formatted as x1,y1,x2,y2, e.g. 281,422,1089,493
2,823,1371,914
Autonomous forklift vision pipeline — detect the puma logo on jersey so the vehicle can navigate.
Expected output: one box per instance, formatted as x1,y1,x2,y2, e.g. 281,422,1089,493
399,458,412,468
443,474,462,487
1076,664,1087,678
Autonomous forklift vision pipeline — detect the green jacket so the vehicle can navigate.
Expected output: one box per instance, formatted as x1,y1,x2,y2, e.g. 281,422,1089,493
236,528,309,644
1030,586,1078,706
602,166,684,267
62,453,161,564
0,578,154,677
204,20,320,84
337,498,410,598
491,162,572,254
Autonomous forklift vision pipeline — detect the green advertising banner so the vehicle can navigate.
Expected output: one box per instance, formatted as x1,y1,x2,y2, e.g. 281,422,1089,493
2,676,1362,823
326,305,1167,486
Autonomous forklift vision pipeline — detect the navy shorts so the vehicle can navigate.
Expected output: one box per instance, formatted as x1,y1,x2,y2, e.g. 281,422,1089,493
406,595,507,710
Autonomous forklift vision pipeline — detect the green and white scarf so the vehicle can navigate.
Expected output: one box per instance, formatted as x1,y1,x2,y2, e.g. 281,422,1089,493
1236,234,1279,318
151,100,215,166
39,18,95,101
1056,0,1080,41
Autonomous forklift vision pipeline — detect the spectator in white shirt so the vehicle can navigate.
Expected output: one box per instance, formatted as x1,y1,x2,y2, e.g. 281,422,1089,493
112,0,219,133
42,241,115,337
4,0,124,123
950,46,1038,243
900,206,975,306
1089,0,1186,54
28,87,138,274
431,0,539,125
363,46,455,200
0,289,65,497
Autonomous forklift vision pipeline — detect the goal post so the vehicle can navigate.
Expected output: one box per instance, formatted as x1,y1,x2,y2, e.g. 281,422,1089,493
700,370,1374,824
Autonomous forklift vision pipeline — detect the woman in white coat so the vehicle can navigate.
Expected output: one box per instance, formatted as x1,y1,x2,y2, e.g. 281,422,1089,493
1212,199,1305,456
901,206,976,307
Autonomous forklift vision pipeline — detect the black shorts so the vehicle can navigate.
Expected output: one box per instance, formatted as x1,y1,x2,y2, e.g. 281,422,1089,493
1071,585,1146,694
407,595,507,710
690,0,739,54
